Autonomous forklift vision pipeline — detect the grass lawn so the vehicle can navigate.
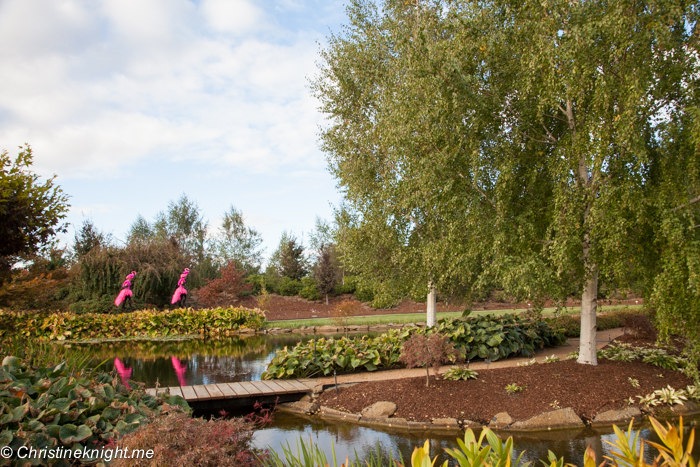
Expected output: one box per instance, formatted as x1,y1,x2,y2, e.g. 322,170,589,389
265,304,643,329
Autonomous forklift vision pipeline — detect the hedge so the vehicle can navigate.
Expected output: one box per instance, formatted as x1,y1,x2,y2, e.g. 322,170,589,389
0,307,267,341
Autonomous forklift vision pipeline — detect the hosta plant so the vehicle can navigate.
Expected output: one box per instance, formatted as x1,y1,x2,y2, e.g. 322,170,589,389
654,386,688,406
0,356,189,465
505,383,525,395
543,355,560,363
517,359,538,367
442,367,479,381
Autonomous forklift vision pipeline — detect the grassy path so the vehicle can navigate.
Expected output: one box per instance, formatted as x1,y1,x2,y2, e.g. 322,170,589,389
265,304,643,329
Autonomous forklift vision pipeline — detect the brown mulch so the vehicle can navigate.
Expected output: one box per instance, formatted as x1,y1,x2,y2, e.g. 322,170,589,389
315,359,691,424
203,294,643,322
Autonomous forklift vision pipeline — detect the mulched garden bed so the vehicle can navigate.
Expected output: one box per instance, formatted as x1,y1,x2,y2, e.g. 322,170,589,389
315,359,692,424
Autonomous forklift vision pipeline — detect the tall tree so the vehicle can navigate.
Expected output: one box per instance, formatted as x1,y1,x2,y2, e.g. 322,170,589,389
314,0,698,363
73,218,112,260
211,206,264,273
152,194,209,262
315,242,337,304
0,145,69,286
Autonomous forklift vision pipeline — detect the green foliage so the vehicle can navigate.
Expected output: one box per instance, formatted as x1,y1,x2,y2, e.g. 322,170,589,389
263,330,404,379
209,205,264,274
73,218,112,261
0,145,70,287
0,357,189,464
260,436,394,467
298,276,321,301
278,277,303,296
264,314,565,379
442,366,479,381
434,314,567,361
597,343,687,373
0,306,266,341
442,427,529,467
72,239,193,308
551,309,646,337
334,276,357,295
505,383,525,395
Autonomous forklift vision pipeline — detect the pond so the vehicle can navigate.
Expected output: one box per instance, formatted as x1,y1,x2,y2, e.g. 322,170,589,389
62,334,699,466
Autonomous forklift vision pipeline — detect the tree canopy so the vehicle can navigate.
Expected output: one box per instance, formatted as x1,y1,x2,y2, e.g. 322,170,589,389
0,145,69,286
314,0,699,366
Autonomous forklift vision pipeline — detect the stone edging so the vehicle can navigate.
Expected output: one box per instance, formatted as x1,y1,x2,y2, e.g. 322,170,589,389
231,322,423,336
277,400,700,435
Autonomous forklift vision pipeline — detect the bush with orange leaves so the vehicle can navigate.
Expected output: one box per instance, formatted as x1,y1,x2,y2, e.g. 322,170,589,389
112,412,268,467
197,261,253,307
331,298,364,334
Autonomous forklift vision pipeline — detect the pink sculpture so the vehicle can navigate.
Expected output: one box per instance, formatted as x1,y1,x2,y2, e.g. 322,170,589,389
171,268,190,307
171,357,187,387
115,271,136,309
114,358,132,388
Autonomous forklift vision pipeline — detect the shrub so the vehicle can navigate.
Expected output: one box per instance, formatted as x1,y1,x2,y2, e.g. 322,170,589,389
0,357,189,461
112,412,265,467
334,275,357,295
0,306,267,341
442,366,479,381
277,277,302,296
399,334,458,386
550,308,646,338
197,261,253,307
331,299,364,335
264,315,566,379
298,276,321,301
354,286,374,303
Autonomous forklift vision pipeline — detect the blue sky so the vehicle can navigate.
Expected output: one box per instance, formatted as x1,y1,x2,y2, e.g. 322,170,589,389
0,0,348,259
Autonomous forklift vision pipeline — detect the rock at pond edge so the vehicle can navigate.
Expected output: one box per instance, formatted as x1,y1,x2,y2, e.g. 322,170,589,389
509,408,584,431
489,412,513,428
591,407,642,427
361,401,397,419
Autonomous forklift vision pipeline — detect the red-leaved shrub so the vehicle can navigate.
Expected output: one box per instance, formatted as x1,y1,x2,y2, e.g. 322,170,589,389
399,333,458,387
112,413,267,467
197,261,252,307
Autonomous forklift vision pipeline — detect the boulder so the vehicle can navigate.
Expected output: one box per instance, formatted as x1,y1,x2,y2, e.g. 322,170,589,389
277,401,318,415
509,408,584,431
316,325,340,333
489,412,513,428
361,401,397,419
671,401,700,415
591,407,642,427
432,418,460,429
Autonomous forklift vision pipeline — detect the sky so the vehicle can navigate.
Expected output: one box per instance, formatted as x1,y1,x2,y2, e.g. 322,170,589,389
0,0,348,260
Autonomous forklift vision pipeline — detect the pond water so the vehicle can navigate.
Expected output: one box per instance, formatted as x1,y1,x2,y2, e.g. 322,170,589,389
62,334,699,466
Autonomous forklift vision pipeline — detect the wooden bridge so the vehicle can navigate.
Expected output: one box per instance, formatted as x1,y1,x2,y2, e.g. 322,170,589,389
145,379,312,411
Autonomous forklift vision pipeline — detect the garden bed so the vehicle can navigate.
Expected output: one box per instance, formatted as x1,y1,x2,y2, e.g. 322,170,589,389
314,358,695,425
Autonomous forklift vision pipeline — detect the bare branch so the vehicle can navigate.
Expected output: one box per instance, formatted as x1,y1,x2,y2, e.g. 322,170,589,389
672,194,700,211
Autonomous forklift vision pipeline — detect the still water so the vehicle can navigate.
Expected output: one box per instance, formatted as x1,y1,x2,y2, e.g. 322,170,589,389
64,335,699,465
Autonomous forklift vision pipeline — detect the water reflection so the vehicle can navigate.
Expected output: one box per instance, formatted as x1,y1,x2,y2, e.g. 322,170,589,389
71,333,372,387
256,413,700,466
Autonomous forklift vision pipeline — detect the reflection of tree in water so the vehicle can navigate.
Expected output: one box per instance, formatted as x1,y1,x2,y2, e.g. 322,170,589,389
72,333,357,387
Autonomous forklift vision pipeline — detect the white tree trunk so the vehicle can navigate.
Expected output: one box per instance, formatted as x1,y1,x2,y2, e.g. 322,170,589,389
577,263,598,365
427,282,436,328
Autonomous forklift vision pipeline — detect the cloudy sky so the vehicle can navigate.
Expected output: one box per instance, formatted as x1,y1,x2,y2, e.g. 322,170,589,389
0,0,347,259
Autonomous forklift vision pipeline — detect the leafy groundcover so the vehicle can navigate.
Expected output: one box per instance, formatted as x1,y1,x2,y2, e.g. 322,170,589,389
0,356,189,466
263,314,567,379
0,307,267,341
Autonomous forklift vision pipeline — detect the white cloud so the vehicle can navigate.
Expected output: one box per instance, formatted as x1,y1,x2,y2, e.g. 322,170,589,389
0,0,326,179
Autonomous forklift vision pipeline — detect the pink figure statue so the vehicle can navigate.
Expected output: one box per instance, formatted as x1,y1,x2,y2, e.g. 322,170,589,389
171,268,190,307
171,357,187,387
115,271,136,310
114,358,132,388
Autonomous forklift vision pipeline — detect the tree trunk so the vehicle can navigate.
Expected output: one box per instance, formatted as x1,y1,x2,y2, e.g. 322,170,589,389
427,282,436,328
426,365,430,387
577,241,598,365
325,294,329,305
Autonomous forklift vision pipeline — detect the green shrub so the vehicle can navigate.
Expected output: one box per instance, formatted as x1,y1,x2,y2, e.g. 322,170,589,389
550,308,646,337
0,306,267,341
298,277,321,301
68,295,139,314
263,314,566,379
334,276,358,295
0,357,189,461
277,277,302,296
354,286,374,303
